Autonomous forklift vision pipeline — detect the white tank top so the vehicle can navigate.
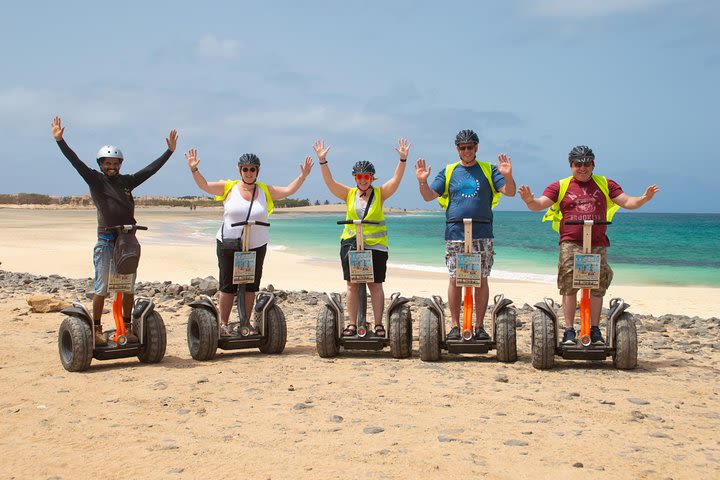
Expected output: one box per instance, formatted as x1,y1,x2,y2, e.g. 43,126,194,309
215,184,269,249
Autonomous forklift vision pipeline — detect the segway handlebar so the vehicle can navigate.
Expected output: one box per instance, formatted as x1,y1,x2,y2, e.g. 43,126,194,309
446,219,490,225
564,220,612,225
101,224,148,234
337,220,380,225
231,220,271,227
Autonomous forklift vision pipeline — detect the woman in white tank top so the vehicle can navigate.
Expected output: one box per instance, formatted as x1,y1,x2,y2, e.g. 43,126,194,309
187,149,314,334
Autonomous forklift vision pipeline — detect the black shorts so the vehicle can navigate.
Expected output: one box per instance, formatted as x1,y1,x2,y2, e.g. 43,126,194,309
340,239,388,283
216,240,267,293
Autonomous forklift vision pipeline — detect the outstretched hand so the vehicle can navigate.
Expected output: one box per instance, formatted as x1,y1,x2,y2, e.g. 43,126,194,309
518,185,534,204
52,116,64,141
166,130,178,152
185,149,199,171
643,184,660,202
414,158,431,182
300,156,314,178
497,153,512,177
313,139,330,162
394,138,410,160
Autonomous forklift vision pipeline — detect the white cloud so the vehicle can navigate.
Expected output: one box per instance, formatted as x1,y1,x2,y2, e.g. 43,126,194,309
194,34,242,59
522,0,687,18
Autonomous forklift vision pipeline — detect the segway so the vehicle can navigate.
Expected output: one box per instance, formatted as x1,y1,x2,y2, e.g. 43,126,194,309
316,219,412,358
419,218,517,362
531,220,637,370
58,225,166,372
186,220,287,361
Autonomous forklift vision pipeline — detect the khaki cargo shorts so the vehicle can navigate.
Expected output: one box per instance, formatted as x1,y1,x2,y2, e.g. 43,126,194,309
558,241,613,297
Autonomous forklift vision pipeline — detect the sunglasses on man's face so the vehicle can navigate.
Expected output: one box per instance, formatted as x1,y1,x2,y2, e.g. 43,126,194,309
241,166,257,173
457,144,475,152
355,174,372,182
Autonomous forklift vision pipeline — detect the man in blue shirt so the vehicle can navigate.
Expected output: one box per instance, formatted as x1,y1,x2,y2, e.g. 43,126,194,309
415,129,516,340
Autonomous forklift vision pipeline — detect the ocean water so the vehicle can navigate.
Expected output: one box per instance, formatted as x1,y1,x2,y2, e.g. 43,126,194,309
189,211,720,288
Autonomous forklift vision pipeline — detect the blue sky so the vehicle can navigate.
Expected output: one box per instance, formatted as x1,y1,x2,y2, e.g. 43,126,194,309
3,0,718,212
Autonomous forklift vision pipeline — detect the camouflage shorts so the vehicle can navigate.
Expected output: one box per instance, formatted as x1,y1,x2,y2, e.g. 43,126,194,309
445,239,494,278
558,241,613,297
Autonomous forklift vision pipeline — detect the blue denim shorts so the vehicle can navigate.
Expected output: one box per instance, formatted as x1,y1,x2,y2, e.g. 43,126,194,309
93,237,136,296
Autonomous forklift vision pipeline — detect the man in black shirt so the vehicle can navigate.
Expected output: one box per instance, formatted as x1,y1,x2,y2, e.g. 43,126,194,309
52,116,177,345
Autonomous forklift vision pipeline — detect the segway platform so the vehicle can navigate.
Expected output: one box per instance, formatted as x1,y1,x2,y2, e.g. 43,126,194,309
341,335,388,351
444,338,494,355
556,343,612,361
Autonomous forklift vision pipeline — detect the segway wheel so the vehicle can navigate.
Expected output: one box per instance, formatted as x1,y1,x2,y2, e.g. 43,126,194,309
258,305,287,354
495,308,517,363
419,308,441,362
137,311,167,364
389,305,413,359
187,308,218,361
613,312,638,370
531,309,555,370
58,317,93,372
316,306,340,358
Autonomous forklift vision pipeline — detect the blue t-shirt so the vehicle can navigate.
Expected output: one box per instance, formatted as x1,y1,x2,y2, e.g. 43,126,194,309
430,161,505,240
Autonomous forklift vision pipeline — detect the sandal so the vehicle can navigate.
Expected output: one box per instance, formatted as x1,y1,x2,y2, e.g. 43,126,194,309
219,323,232,336
374,324,386,337
342,324,357,337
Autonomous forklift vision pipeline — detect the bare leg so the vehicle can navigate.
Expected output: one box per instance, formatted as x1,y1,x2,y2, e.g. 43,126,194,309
218,291,234,326
122,293,134,320
92,294,105,323
244,291,255,321
447,278,461,328
474,277,489,327
562,294,577,329
367,282,385,325
346,282,359,325
590,295,603,327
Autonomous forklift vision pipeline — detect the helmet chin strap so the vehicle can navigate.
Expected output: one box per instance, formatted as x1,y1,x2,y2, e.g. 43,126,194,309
241,179,256,186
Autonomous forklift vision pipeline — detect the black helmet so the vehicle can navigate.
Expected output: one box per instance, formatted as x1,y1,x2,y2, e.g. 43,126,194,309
352,160,375,175
238,153,261,167
568,145,595,163
455,129,479,145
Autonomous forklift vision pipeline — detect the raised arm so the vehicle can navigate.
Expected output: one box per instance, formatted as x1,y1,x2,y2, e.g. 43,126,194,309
496,153,516,196
266,156,314,200
379,138,409,200
518,185,554,211
314,139,350,200
611,185,660,210
128,129,177,188
52,116,95,183
414,158,439,202
186,148,226,196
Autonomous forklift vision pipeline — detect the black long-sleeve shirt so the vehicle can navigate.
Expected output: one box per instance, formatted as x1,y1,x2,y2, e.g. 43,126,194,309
57,139,173,232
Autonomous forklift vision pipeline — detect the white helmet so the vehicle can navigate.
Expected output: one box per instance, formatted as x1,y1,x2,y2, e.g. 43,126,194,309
96,145,124,164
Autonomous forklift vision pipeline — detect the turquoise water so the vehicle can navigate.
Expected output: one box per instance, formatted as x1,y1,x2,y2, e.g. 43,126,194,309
189,212,720,288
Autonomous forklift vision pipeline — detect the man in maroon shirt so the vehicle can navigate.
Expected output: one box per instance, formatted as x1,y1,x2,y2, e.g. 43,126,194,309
518,146,659,345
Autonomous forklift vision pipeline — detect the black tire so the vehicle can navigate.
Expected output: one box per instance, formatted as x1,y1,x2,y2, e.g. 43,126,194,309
419,308,441,362
187,307,218,361
258,305,287,354
495,308,517,363
613,312,638,370
316,306,340,358
389,305,412,359
137,311,167,364
531,309,555,370
58,316,93,372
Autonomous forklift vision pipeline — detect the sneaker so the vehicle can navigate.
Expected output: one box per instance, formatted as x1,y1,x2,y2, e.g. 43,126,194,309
447,326,461,340
219,323,232,336
562,328,576,345
474,325,490,341
124,322,139,343
590,326,605,345
94,326,108,346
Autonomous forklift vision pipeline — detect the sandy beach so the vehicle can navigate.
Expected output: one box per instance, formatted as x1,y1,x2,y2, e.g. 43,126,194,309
0,207,718,479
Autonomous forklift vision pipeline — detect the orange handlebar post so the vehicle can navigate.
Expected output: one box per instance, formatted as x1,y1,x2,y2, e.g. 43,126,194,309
112,292,125,343
462,286,473,335
579,289,591,346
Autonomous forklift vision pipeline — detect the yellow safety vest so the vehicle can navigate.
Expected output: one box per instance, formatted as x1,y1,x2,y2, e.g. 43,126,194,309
340,187,388,247
437,161,501,210
215,180,274,215
542,174,619,233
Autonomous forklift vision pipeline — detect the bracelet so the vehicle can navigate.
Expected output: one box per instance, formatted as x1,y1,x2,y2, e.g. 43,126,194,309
400,158,407,163
419,182,427,186
191,168,198,173
319,161,328,165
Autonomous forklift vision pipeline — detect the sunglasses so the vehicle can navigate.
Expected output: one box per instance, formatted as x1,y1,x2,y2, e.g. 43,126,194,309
354,174,372,181
571,160,593,167
457,145,475,152
241,166,257,173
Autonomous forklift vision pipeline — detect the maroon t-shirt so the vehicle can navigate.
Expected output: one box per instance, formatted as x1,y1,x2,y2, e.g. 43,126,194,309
543,177,623,247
